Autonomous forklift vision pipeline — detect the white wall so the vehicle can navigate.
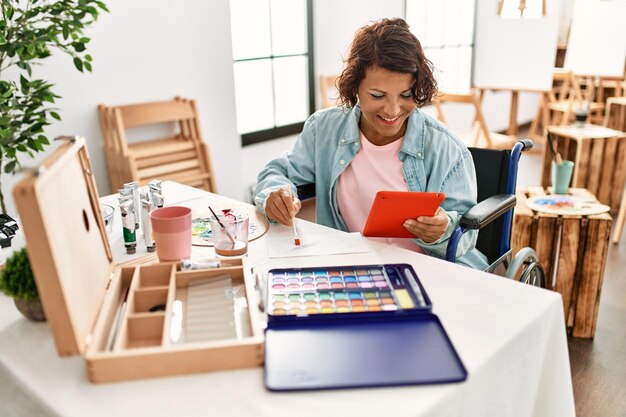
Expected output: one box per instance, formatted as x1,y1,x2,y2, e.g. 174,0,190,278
4,0,243,215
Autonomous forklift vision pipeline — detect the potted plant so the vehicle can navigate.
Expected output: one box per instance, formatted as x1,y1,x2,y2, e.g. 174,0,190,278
0,0,108,214
0,247,45,321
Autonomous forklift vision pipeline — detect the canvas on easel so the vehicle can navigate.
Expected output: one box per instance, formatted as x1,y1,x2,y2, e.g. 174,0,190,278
472,0,561,92
564,0,626,78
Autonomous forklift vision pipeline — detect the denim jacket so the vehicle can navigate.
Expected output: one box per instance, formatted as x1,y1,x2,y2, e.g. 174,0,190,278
254,105,488,269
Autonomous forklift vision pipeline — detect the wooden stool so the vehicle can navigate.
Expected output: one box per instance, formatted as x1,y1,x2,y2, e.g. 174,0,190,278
541,125,626,215
512,187,612,338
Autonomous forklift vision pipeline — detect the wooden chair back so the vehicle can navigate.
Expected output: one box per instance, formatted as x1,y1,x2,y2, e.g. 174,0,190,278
98,97,217,192
604,96,626,132
433,91,517,149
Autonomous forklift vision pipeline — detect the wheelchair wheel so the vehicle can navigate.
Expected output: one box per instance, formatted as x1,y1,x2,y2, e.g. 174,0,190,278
518,261,546,288
505,247,547,288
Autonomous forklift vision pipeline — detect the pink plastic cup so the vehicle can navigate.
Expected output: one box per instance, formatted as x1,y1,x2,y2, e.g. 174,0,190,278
150,206,192,262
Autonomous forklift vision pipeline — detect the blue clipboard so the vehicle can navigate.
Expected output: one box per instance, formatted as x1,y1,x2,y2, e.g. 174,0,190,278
263,263,467,391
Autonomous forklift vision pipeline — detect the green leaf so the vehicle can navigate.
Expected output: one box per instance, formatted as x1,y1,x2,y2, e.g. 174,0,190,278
84,61,92,72
19,74,29,90
85,54,93,62
72,42,86,52
73,57,84,72
0,129,11,139
50,112,61,121
16,62,33,77
3,160,17,174
30,122,44,133
27,139,40,151
96,2,110,12
7,6,14,20
62,26,70,40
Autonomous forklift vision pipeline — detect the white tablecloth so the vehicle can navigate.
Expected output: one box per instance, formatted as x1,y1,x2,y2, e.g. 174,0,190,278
0,182,575,417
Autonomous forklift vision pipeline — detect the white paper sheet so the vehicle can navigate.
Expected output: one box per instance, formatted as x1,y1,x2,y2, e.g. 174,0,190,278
267,231,371,258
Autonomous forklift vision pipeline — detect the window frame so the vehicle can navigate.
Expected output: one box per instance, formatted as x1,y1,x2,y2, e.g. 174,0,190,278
404,0,477,94
236,0,315,147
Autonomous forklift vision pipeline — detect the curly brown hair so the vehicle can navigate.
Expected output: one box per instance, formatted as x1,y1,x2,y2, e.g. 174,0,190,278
336,18,437,108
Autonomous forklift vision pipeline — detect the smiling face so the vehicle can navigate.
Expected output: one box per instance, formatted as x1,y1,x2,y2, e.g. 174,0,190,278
357,66,416,146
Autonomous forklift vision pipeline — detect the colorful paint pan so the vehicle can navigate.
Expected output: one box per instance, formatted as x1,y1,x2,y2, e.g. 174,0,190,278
266,264,429,317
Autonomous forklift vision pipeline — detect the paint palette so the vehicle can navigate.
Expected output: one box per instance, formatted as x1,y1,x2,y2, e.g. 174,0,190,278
264,263,467,391
266,264,430,318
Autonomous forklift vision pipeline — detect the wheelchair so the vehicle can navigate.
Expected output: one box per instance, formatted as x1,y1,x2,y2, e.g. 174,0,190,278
445,139,546,287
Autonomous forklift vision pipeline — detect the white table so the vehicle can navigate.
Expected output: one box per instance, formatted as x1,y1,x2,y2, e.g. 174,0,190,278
0,182,575,417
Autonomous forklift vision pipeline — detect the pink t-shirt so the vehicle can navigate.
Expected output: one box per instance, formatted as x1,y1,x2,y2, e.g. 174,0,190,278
337,131,425,253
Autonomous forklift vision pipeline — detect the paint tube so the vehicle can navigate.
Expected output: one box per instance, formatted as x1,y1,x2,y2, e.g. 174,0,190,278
148,180,163,209
140,192,156,253
123,182,141,230
148,179,162,190
151,191,163,209
119,198,137,254
181,259,222,271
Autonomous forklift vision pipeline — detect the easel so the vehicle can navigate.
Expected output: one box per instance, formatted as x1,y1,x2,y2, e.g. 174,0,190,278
475,87,551,137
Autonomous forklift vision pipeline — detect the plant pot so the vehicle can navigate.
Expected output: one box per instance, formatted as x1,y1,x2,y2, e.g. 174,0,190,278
14,297,46,322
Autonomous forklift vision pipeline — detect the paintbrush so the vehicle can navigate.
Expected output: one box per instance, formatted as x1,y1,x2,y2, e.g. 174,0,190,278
208,205,236,245
287,188,301,246
546,132,563,165
108,285,130,351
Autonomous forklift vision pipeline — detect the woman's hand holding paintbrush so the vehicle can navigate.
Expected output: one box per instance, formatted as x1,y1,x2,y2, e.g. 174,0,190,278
265,187,302,245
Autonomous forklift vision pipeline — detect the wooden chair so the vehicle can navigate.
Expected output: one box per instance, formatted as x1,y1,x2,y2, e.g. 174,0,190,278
433,91,518,149
319,74,340,109
529,70,605,139
605,97,626,244
98,97,217,192
613,189,626,244
604,96,626,132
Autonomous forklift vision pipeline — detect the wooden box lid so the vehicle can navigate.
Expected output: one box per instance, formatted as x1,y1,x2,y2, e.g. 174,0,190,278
13,137,113,356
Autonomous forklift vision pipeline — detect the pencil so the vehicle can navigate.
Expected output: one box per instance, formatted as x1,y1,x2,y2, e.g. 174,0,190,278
287,188,301,246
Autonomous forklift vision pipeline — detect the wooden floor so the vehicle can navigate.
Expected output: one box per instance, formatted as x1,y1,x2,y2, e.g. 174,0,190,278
517,143,626,417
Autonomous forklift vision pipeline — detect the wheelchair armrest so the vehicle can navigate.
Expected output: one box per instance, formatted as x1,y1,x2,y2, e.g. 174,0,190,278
460,194,516,230
296,183,316,201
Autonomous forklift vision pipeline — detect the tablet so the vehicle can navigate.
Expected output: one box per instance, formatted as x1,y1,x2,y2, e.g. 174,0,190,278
362,191,445,238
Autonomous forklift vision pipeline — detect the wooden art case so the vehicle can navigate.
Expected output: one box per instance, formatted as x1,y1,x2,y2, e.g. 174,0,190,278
12,137,264,383
363,191,445,238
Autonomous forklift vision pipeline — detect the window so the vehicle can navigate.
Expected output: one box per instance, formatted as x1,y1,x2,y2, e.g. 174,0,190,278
405,0,476,94
229,0,314,146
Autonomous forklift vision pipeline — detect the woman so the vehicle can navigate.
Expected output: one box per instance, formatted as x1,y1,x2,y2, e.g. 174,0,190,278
253,18,487,269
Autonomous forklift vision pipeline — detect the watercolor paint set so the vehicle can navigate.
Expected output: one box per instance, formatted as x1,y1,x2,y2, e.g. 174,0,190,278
264,263,467,391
